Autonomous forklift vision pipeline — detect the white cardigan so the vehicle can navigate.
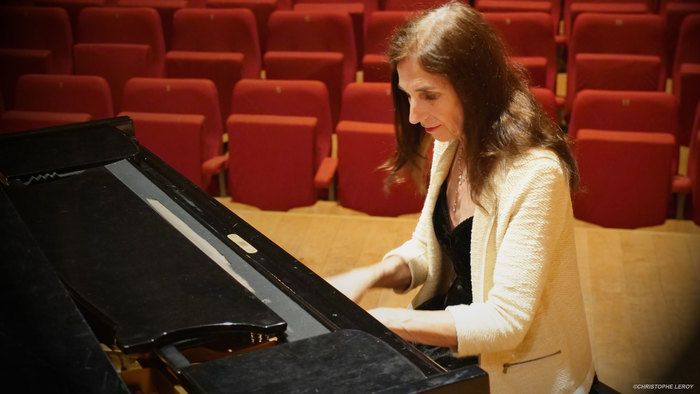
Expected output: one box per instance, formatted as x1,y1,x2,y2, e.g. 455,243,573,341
385,140,594,393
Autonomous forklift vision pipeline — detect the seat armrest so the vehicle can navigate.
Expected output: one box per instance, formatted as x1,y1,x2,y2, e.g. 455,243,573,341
314,156,338,190
202,152,229,186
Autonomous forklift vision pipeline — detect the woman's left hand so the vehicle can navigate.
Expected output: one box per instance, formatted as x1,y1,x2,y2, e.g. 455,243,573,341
368,307,458,348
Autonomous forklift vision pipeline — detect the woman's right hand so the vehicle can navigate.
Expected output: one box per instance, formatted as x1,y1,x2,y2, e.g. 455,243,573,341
326,256,411,303
326,266,379,303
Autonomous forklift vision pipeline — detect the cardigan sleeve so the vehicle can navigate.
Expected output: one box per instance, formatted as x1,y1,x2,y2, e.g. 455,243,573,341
445,155,571,356
382,140,451,293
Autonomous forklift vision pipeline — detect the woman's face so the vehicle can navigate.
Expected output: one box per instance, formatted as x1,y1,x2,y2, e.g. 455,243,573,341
396,57,464,142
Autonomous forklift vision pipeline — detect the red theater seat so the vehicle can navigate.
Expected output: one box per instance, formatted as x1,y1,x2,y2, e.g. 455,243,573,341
483,12,556,91
293,2,366,67
574,129,675,228
573,53,664,93
114,0,199,51
0,73,112,133
12,74,113,119
563,0,652,41
0,6,73,107
569,90,678,139
362,11,412,82
569,90,679,175
77,7,166,76
672,13,700,80
166,8,260,119
205,0,277,53
264,10,356,124
689,104,700,224
675,64,700,148
662,1,700,77
73,43,154,112
32,0,108,37
566,13,665,116
334,81,422,216
672,15,700,146
336,121,423,216
227,114,320,210
340,82,393,124
476,0,559,34
231,79,332,170
383,0,453,11
530,87,558,122
121,78,223,189
122,112,209,187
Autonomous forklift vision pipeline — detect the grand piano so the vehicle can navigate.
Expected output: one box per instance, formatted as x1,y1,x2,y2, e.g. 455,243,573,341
0,117,488,393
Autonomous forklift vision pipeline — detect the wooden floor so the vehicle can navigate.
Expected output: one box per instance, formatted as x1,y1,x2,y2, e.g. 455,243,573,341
217,198,700,393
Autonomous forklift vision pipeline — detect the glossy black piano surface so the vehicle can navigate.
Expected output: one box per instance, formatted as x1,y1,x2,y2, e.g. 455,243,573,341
0,117,488,393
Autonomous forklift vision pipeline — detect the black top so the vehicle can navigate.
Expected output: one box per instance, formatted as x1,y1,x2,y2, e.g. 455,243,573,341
422,180,474,310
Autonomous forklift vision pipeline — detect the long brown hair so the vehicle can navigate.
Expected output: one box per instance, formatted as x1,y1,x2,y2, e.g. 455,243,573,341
385,1,578,206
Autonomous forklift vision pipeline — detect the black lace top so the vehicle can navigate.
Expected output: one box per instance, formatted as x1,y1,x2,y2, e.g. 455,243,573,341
420,179,473,310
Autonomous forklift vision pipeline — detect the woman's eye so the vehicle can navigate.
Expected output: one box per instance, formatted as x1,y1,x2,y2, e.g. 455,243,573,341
424,93,438,101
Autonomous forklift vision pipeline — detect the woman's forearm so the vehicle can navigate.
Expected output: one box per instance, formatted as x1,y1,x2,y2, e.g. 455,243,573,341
326,256,412,302
368,308,458,348
373,255,412,291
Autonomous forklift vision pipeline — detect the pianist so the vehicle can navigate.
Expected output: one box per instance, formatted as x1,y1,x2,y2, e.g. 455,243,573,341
328,2,594,392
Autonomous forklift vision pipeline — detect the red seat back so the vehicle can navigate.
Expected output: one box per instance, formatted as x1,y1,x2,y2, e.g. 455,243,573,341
14,74,113,119
362,11,411,82
122,77,223,162
689,104,700,224
574,129,674,228
384,0,453,11
231,79,332,169
0,6,73,73
124,112,208,187
171,8,260,78
569,90,678,139
483,12,556,90
567,13,666,112
340,82,393,124
530,87,557,122
336,121,423,216
266,11,356,82
662,1,700,76
227,114,318,210
73,43,154,112
77,7,165,75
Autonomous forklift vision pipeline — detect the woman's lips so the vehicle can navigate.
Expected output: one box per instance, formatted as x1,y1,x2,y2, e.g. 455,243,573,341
424,125,440,133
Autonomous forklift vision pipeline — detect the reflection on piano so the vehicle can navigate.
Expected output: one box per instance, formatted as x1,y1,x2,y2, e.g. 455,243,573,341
0,117,488,393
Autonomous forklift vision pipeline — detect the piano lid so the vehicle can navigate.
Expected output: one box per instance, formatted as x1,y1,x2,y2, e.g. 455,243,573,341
7,166,287,353
0,117,138,179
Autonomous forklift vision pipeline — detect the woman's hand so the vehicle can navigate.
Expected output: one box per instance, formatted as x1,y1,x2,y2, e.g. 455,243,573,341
326,256,412,303
368,307,458,348
325,266,380,302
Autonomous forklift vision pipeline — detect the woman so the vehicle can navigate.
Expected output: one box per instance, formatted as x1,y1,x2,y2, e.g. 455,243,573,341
328,2,594,393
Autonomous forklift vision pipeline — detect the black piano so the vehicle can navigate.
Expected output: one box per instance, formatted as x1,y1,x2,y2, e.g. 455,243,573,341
0,117,488,393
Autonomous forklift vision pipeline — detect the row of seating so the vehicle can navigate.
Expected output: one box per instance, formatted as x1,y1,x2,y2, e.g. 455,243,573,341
0,74,419,214
2,73,698,227
1,5,698,134
21,0,700,46
1,2,698,228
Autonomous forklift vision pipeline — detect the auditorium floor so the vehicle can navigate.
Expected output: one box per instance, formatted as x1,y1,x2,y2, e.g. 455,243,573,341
217,198,700,393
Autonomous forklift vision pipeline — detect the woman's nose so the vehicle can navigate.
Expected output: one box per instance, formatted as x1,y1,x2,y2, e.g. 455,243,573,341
408,100,423,125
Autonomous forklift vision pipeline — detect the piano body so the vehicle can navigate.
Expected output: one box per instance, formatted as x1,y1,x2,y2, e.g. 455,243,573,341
0,117,488,393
